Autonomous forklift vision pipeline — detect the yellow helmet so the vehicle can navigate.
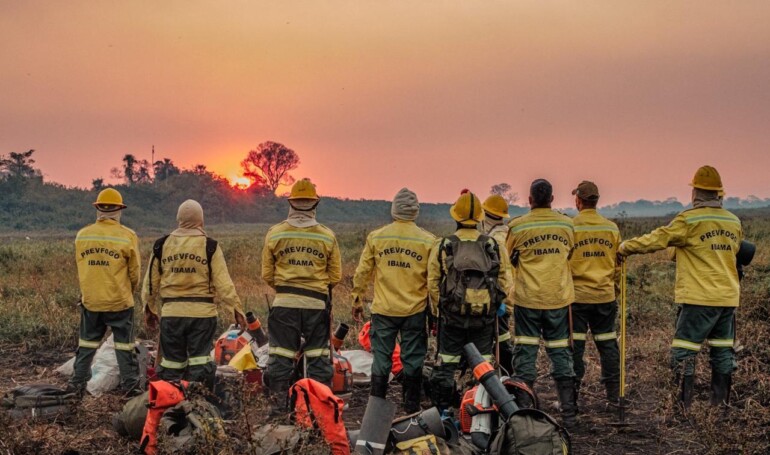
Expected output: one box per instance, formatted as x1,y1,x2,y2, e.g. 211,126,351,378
288,179,319,200
482,195,509,218
690,165,724,192
93,188,126,209
450,191,483,224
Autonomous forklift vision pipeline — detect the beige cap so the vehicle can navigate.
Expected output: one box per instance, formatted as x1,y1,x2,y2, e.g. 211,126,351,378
572,181,600,201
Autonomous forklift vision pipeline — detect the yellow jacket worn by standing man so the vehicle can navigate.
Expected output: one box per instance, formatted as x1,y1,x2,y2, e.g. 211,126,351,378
351,188,435,413
506,179,578,428
427,191,511,412
568,180,622,405
142,199,244,386
619,165,742,409
479,194,516,375
70,188,141,395
261,179,341,416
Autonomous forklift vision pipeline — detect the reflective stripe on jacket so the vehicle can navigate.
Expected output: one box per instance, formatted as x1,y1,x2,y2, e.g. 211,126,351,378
351,221,436,317
141,232,243,318
506,208,575,309
75,219,140,312
570,209,621,304
261,221,341,310
620,207,742,307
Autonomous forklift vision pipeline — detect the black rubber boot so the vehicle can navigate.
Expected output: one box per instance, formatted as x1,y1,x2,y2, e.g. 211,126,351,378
402,375,422,414
710,371,732,406
605,380,620,405
65,382,86,399
267,379,290,419
370,375,389,399
679,375,695,411
555,379,578,429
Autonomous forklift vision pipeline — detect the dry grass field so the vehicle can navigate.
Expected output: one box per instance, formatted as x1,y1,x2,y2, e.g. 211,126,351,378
0,214,768,454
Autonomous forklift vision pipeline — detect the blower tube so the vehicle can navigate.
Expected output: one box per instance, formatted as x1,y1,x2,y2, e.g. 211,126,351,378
462,343,519,420
245,312,269,347
332,323,350,351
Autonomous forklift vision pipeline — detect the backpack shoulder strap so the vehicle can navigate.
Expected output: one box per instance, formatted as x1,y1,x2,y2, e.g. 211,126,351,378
205,238,218,292
148,235,169,295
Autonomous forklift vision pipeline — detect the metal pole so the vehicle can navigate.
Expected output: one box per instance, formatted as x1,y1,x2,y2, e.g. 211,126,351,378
619,260,628,423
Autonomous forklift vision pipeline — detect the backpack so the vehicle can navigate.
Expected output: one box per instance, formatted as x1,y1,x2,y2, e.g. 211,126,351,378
1,384,79,421
289,378,350,455
488,408,571,455
439,235,504,322
148,235,218,294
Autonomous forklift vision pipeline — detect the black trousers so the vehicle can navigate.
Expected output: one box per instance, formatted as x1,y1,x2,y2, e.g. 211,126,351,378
157,316,217,386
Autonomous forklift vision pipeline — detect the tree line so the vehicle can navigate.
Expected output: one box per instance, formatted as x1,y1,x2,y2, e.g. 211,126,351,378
1,146,769,232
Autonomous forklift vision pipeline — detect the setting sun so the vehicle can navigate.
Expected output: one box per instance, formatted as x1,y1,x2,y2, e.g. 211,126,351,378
229,175,252,190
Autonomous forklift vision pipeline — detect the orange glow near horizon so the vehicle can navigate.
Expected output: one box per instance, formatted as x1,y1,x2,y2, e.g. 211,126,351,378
228,175,252,190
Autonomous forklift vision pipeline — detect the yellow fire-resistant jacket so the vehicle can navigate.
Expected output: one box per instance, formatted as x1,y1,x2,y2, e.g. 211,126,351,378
351,221,436,317
506,208,575,310
619,207,742,307
428,228,513,317
262,222,342,310
570,209,621,304
142,230,244,318
75,219,141,312
480,222,515,305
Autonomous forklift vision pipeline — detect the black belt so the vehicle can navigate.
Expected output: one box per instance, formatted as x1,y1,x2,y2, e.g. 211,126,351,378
162,297,214,304
275,286,328,302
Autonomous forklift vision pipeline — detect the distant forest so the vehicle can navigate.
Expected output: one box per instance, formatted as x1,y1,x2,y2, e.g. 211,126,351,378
2,149,769,232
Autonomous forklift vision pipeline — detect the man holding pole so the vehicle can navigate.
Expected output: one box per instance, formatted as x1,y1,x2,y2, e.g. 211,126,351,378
618,166,742,410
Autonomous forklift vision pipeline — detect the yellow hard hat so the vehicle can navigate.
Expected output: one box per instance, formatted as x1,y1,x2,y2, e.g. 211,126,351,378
482,195,509,218
690,165,723,192
450,191,483,224
288,179,319,200
93,188,126,209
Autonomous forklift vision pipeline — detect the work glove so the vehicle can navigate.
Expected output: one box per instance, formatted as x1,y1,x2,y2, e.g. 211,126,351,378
144,309,159,331
234,311,247,330
496,303,507,318
352,305,364,323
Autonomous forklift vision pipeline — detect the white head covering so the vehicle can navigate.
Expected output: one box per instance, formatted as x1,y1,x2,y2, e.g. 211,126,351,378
391,188,420,221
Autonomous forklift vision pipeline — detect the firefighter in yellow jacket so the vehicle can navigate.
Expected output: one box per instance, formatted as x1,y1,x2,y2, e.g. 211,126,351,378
507,179,578,428
618,166,742,409
479,194,516,375
70,188,141,396
262,179,342,416
428,191,512,414
142,200,245,388
569,181,622,406
351,188,435,413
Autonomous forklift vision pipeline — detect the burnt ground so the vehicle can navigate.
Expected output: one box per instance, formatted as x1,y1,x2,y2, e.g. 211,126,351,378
0,343,761,454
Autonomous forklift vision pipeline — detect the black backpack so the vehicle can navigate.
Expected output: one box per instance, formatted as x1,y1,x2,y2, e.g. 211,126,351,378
148,235,218,294
438,235,505,322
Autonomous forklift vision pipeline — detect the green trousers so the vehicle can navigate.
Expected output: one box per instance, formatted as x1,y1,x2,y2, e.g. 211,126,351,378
512,306,575,383
671,304,736,376
71,306,139,391
265,307,333,390
157,316,217,386
430,319,495,409
371,312,427,378
571,302,620,384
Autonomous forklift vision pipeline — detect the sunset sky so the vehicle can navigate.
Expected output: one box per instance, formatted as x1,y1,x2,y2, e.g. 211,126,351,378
2,1,769,205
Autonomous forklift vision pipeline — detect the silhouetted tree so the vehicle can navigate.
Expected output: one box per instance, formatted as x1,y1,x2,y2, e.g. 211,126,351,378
490,183,519,205
241,141,299,193
190,164,210,176
153,158,180,181
0,149,40,179
91,178,105,191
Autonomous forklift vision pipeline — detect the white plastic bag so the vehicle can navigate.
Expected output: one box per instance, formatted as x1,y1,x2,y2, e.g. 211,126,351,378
56,334,121,396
